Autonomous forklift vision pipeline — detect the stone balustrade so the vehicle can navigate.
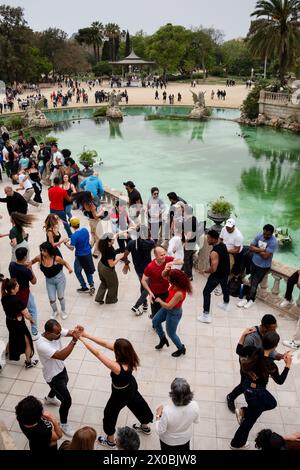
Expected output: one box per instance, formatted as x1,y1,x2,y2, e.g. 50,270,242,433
260,91,290,103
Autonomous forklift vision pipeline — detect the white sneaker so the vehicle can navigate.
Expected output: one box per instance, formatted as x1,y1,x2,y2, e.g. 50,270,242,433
50,311,58,319
282,340,300,349
61,423,74,437
218,302,230,312
230,441,250,450
44,396,61,407
61,311,68,320
244,300,255,309
280,299,292,308
197,314,212,324
214,286,222,296
237,299,248,308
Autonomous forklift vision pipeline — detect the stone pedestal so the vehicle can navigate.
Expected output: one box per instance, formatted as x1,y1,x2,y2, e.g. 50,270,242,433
189,106,207,120
106,106,123,120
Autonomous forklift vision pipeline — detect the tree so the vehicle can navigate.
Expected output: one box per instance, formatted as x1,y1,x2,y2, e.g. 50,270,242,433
105,23,121,61
146,24,192,76
57,41,91,75
189,29,216,77
39,28,68,74
248,0,300,84
125,30,131,56
27,47,52,81
221,39,255,76
92,61,112,76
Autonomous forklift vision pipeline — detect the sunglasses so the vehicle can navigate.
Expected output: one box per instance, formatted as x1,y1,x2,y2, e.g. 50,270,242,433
153,192,159,196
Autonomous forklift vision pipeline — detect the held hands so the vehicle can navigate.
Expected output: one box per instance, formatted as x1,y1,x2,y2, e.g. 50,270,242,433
155,297,162,304
42,411,54,422
149,292,156,304
116,253,125,261
242,327,256,337
283,351,293,368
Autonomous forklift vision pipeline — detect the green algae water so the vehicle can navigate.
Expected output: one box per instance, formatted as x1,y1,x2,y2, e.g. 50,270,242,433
46,107,300,268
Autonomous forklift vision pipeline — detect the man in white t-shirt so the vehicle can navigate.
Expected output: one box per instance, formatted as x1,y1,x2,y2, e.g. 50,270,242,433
13,171,39,207
220,218,244,275
50,144,64,183
36,319,81,437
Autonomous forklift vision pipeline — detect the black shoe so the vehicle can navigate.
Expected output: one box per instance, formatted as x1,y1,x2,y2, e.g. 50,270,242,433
155,337,169,350
226,394,235,414
77,287,89,293
171,345,186,357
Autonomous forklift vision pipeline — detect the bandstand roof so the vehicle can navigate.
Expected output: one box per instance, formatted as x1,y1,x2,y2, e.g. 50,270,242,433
110,50,155,66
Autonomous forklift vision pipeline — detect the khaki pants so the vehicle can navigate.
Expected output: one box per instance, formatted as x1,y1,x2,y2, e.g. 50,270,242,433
23,188,39,207
89,219,102,256
95,261,118,304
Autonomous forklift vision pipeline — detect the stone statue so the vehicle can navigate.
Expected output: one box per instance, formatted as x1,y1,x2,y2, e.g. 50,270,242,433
190,90,206,108
189,90,208,119
22,101,52,129
106,90,124,120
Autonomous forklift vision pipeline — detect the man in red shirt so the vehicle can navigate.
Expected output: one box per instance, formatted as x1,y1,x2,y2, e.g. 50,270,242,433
48,177,72,237
142,246,183,319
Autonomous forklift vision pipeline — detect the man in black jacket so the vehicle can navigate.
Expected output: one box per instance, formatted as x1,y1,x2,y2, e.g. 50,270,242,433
0,186,28,214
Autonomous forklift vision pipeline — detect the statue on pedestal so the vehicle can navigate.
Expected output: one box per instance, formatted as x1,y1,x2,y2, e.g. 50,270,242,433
106,91,124,119
189,90,208,119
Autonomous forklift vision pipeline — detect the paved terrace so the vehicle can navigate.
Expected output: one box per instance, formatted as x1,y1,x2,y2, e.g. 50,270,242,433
0,181,299,450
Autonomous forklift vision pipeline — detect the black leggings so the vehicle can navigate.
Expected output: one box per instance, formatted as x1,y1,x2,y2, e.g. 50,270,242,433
160,440,190,451
47,368,72,424
103,377,153,436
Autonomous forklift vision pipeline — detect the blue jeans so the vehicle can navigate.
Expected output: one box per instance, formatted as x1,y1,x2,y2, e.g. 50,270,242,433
152,307,183,350
74,258,94,289
65,204,73,222
27,292,38,336
45,271,66,305
50,209,72,238
231,382,277,448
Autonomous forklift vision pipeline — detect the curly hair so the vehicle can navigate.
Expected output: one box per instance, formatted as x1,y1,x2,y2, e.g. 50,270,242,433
168,269,192,294
255,429,286,450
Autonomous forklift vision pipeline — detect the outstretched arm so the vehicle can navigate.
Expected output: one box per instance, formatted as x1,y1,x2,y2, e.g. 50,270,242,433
80,337,120,374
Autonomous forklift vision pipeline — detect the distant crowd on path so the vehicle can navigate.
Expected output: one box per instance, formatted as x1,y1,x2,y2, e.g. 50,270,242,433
1,125,300,450
211,89,227,100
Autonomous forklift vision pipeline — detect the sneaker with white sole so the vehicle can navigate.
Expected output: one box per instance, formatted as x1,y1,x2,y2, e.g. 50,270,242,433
50,311,58,319
244,300,255,309
237,299,248,308
97,435,116,448
214,286,222,296
61,311,68,320
89,286,95,296
230,441,250,450
218,302,230,312
44,396,61,407
197,313,212,324
132,423,151,435
282,340,300,349
280,299,293,308
61,423,74,437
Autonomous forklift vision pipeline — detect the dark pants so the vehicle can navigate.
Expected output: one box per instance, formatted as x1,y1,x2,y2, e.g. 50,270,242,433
228,368,247,401
133,273,148,309
232,251,245,275
231,383,277,448
47,368,72,424
246,263,270,302
285,271,299,301
183,249,195,279
103,377,153,436
160,440,190,451
150,292,168,319
50,209,72,238
203,274,229,313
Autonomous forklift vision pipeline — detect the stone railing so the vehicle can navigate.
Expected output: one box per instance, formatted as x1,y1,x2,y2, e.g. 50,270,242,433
103,186,127,206
260,91,290,103
0,421,16,450
196,237,300,320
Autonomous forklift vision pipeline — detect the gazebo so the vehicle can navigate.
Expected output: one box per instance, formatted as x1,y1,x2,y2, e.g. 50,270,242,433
109,50,155,86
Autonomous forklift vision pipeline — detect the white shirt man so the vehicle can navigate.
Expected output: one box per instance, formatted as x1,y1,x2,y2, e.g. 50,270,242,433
15,172,39,207
220,219,244,254
50,147,64,182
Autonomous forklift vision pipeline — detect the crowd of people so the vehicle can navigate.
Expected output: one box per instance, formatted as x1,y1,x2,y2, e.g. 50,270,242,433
0,124,300,451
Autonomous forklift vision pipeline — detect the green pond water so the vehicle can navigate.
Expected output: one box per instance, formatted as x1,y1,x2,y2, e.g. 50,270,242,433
46,106,300,268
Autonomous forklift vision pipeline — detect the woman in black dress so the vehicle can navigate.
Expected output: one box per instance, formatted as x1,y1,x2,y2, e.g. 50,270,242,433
79,331,153,448
1,278,38,368
28,160,43,203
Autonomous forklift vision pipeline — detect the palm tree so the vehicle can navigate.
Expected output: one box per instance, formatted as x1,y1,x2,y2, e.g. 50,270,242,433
105,23,121,61
90,21,104,61
248,0,300,84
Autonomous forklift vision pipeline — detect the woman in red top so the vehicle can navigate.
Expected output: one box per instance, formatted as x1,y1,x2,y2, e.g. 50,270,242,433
153,269,192,357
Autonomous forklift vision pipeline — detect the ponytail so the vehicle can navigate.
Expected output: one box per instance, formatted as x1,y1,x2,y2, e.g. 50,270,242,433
241,348,269,382
1,278,18,297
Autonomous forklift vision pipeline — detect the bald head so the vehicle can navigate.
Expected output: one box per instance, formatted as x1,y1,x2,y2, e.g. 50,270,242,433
154,246,166,265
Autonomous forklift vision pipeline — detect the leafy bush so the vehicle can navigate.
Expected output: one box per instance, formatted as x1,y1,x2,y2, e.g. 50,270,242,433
208,196,234,217
93,107,108,117
209,66,226,77
92,61,113,77
78,148,98,167
241,80,270,120
5,116,23,130
45,136,59,146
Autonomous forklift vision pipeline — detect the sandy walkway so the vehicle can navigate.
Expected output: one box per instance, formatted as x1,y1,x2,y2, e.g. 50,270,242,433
14,81,250,111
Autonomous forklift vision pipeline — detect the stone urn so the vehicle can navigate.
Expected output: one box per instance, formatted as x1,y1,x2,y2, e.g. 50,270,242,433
79,161,94,177
207,210,229,233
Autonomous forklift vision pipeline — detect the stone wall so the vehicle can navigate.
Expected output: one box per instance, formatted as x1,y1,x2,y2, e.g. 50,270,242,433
259,91,300,121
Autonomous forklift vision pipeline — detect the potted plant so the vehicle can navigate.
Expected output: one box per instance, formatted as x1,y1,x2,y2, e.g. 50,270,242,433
207,196,235,231
78,147,98,177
